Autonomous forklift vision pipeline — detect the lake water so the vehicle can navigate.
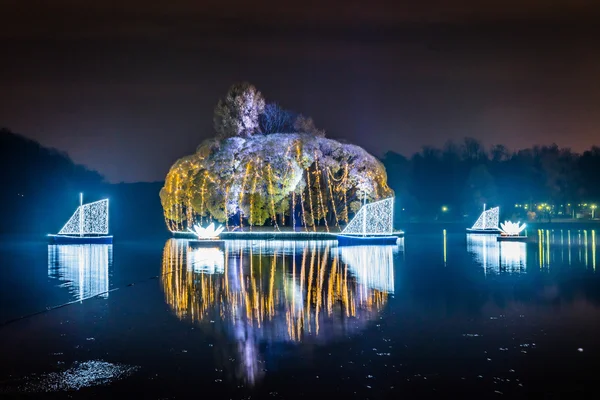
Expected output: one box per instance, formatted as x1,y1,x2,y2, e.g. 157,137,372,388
0,229,599,398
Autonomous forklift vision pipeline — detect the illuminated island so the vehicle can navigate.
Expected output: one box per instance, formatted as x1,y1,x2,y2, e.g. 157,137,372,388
160,83,398,239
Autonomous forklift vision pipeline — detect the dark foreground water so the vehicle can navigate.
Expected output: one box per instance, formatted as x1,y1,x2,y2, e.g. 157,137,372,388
0,229,599,398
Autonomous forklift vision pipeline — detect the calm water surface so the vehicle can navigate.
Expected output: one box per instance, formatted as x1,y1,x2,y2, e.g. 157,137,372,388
0,229,599,398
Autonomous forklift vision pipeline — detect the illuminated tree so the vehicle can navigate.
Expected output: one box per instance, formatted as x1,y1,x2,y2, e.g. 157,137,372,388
160,133,393,231
162,83,393,231
213,82,265,138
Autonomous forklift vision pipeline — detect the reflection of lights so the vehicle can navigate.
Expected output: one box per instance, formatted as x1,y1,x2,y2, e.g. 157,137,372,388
500,221,526,236
187,247,224,274
161,239,394,385
499,242,526,272
396,237,405,255
337,245,395,294
188,222,224,239
161,239,392,339
467,235,527,274
585,230,588,267
226,239,337,255
48,244,111,301
592,230,596,271
443,229,447,265
467,234,499,274
535,229,598,269
547,230,550,266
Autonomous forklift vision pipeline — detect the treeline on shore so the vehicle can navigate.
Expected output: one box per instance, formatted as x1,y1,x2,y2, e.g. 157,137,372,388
0,128,165,236
382,138,600,222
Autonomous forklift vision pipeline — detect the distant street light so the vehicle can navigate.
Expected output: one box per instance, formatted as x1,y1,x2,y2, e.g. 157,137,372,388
441,206,448,212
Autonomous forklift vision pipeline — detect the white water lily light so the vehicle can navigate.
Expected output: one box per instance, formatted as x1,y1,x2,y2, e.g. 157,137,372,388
500,221,526,236
188,223,225,239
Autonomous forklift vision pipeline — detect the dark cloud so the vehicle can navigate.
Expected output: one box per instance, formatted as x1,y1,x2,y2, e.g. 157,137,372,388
1,0,600,182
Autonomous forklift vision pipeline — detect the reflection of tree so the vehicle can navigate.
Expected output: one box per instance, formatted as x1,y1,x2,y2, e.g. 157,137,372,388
160,239,393,385
162,239,388,340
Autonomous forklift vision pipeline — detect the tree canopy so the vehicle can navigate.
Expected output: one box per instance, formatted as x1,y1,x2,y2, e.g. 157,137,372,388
161,83,392,231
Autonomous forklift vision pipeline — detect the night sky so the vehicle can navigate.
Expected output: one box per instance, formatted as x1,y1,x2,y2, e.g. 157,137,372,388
1,1,599,183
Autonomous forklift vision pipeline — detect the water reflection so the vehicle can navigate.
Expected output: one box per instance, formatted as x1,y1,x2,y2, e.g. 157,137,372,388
466,234,525,274
498,241,526,272
161,239,395,385
187,247,225,274
537,229,598,269
338,245,395,294
466,229,599,273
47,244,112,301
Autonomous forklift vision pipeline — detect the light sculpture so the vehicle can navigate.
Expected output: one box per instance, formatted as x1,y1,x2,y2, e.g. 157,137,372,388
188,222,225,239
470,206,500,231
500,221,526,236
59,198,109,235
341,197,394,236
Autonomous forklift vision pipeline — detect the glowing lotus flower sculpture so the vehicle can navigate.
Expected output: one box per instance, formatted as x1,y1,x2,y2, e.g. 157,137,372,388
500,221,526,236
188,223,225,239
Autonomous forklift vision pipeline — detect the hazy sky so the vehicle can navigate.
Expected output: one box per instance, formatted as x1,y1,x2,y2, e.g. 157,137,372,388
1,0,599,182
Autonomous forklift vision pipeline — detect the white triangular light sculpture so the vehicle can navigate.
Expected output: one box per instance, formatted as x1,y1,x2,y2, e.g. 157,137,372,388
341,197,394,236
499,221,526,236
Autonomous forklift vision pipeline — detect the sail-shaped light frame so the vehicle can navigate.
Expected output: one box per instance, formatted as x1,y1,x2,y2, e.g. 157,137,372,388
341,197,394,236
470,206,500,231
58,199,109,235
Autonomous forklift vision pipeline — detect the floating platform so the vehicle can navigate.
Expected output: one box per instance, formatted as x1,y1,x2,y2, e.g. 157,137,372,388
497,235,528,242
336,235,400,246
188,239,225,249
173,230,404,242
466,228,501,234
47,234,113,244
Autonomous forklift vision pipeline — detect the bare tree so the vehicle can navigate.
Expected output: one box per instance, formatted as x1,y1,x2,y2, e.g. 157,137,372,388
259,103,296,134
